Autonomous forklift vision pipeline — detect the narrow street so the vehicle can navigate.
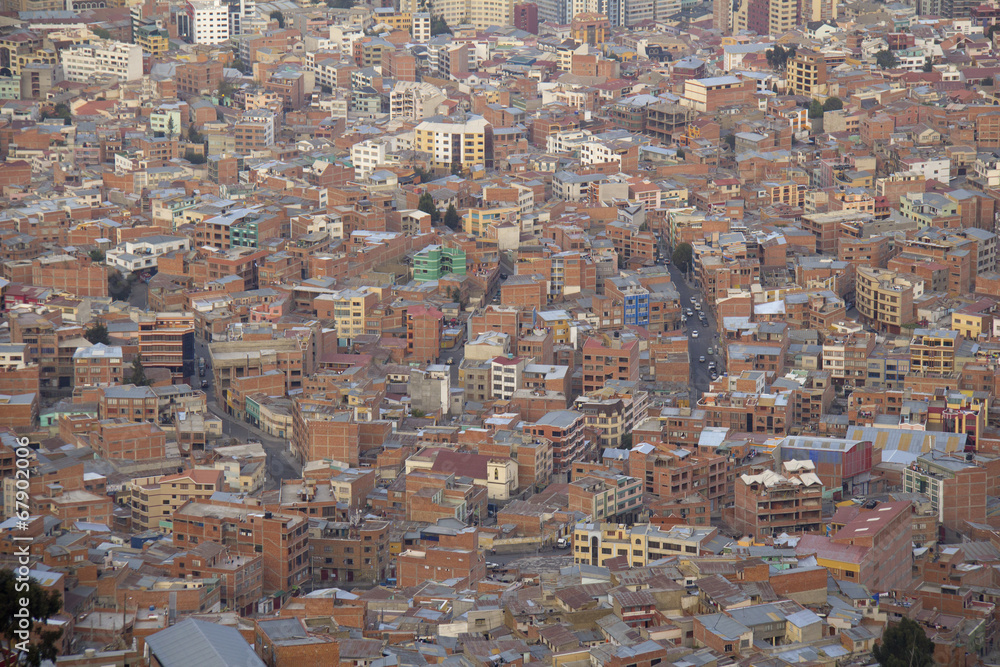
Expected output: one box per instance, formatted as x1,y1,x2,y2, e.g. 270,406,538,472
664,261,724,398
195,336,301,489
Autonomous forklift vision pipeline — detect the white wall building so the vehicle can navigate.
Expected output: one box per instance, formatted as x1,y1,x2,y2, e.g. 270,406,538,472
61,41,143,83
106,235,191,273
185,0,230,45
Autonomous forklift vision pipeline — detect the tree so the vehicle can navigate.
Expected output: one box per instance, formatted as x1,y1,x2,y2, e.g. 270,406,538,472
185,150,207,164
217,78,236,101
922,60,933,72
41,103,71,125
92,26,112,39
418,192,441,225
989,23,1000,41
823,96,843,111
875,49,898,70
269,9,285,27
0,568,62,667
188,126,204,144
108,272,133,301
444,203,461,230
411,408,426,418
675,148,685,159
451,161,463,176
672,243,693,272
85,323,111,345
431,15,451,35
129,357,151,387
808,99,824,118
325,0,354,7
166,115,176,138
873,619,934,667
620,433,633,449
765,44,796,70
89,249,105,263
722,134,736,150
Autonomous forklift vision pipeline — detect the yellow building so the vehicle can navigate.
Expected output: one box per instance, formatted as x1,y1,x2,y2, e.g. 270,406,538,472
130,469,223,532
910,328,959,375
572,522,717,568
373,10,412,31
785,50,828,97
135,22,170,57
414,116,494,171
535,309,572,344
463,205,519,237
212,458,265,494
315,288,379,342
951,309,990,339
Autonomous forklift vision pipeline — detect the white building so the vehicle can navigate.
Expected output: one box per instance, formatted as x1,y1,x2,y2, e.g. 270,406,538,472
61,41,143,83
390,81,447,121
185,0,230,45
106,235,191,273
228,0,255,35
412,12,431,42
350,139,396,179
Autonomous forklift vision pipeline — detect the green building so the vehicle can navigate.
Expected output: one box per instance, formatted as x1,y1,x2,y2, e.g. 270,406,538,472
413,245,467,281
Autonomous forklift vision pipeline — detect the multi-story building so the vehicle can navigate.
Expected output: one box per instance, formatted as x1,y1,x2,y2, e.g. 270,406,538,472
414,116,494,171
785,50,828,97
130,469,224,532
98,385,158,422
314,288,379,345
309,519,390,586
60,41,143,83
902,452,986,531
183,0,230,44
572,522,720,568
234,110,276,153
821,332,876,387
910,328,960,375
581,335,640,394
855,266,924,334
172,499,310,594
529,409,588,472
406,305,443,364
72,343,124,387
734,461,824,539
413,245,467,282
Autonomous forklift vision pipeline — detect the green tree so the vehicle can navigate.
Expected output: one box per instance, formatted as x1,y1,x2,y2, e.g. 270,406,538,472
444,203,461,230
675,148,685,159
922,60,933,72
875,49,898,69
0,569,62,667
672,243,693,272
873,618,934,667
418,192,440,225
92,26,112,39
431,15,451,35
166,115,176,138
988,23,1000,40
85,323,111,345
108,272,133,301
187,125,204,144
765,44,796,70
269,9,285,27
411,408,426,418
620,433,633,449
722,134,735,150
185,150,207,164
326,0,354,7
89,249,105,263
451,161,463,176
823,96,843,111
129,357,151,386
217,78,236,101
808,99,824,118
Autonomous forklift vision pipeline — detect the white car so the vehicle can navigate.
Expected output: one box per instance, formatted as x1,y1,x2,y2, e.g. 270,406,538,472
691,330,699,338
699,355,706,363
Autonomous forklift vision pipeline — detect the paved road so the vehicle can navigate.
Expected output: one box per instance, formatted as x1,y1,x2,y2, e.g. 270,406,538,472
195,337,301,489
664,263,724,398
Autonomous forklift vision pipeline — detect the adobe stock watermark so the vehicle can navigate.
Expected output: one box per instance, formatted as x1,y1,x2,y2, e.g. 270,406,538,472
11,436,34,653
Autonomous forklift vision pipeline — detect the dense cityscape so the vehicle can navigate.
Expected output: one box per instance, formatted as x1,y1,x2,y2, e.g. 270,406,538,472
0,0,998,664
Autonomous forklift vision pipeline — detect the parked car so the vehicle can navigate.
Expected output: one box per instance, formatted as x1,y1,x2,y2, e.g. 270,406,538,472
201,380,209,389
556,538,569,548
